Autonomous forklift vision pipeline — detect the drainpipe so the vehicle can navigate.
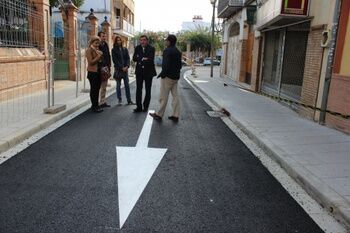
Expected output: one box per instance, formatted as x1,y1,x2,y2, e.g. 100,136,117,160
319,0,342,124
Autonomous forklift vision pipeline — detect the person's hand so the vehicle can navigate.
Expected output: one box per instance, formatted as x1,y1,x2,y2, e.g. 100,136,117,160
122,67,128,72
142,57,149,61
96,50,103,56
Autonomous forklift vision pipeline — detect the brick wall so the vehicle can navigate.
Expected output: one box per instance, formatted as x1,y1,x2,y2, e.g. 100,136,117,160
326,74,350,134
299,27,324,120
0,48,48,102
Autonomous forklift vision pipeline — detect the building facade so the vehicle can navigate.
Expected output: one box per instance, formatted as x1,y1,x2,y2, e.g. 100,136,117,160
218,0,350,134
326,0,350,133
181,15,211,31
52,0,135,47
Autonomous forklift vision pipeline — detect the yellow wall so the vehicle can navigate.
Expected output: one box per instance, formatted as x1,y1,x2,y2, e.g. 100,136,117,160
340,16,350,76
310,0,334,26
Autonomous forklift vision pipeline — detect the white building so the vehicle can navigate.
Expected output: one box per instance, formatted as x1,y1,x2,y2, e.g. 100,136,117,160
181,15,210,31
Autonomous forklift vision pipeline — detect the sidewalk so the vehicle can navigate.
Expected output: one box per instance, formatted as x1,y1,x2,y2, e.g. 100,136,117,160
186,67,350,229
0,77,134,154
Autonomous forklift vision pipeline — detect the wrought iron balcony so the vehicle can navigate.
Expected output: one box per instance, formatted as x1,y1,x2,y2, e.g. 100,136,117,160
218,0,243,18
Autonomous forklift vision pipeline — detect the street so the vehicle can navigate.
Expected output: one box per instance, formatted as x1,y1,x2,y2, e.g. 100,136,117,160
0,70,325,233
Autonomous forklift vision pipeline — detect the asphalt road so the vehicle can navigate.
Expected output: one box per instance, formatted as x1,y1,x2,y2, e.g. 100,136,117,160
0,69,324,233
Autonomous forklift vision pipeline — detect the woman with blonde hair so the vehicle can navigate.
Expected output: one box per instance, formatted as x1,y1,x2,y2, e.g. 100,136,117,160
86,36,104,113
112,36,134,105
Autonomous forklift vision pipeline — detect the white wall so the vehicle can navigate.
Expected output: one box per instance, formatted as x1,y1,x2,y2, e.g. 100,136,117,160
79,0,111,13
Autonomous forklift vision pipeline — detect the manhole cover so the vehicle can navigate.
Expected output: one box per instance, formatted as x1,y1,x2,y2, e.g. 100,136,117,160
207,111,227,118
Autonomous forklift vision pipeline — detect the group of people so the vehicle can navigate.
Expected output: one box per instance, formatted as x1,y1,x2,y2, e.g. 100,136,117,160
86,32,182,122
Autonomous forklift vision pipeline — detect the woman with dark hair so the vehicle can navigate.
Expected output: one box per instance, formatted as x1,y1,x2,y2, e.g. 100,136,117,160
86,36,103,113
112,36,134,105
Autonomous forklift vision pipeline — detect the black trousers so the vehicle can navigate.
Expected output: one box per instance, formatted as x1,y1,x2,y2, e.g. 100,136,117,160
136,75,153,110
87,71,102,109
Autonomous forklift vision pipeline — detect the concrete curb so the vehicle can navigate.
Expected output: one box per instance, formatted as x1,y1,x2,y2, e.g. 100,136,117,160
0,79,135,154
184,71,350,230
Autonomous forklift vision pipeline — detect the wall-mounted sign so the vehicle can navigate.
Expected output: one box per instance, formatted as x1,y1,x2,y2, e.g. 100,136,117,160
246,6,257,25
281,0,309,16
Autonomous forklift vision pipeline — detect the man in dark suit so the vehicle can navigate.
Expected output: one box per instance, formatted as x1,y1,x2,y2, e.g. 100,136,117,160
132,35,157,113
150,34,182,122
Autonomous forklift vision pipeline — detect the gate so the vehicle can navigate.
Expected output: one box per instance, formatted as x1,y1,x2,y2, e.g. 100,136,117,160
53,21,69,80
261,22,310,100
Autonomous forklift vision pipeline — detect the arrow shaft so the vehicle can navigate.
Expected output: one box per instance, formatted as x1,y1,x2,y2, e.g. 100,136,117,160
136,110,154,148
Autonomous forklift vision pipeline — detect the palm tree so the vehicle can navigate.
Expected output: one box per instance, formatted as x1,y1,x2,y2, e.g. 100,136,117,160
49,0,85,8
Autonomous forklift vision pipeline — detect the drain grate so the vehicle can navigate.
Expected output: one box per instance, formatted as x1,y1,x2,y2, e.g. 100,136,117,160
207,111,227,118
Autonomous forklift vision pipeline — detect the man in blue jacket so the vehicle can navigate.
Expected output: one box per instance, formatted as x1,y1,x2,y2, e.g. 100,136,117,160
150,34,182,122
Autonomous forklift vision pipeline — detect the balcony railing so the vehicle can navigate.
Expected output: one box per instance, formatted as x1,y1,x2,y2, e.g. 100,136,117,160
113,17,135,37
218,0,243,18
123,19,134,36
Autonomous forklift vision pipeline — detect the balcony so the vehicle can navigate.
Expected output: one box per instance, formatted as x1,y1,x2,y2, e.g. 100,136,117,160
256,0,310,30
113,17,135,38
218,0,243,18
123,19,135,36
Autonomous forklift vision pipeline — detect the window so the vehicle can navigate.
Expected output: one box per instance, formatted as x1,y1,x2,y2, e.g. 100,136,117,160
229,22,240,37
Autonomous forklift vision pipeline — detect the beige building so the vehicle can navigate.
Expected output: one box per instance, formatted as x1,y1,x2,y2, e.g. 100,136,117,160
111,0,135,48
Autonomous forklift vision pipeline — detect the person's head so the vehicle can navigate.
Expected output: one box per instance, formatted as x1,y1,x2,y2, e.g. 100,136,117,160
139,35,149,47
89,36,100,49
98,31,107,42
114,36,123,47
165,34,177,47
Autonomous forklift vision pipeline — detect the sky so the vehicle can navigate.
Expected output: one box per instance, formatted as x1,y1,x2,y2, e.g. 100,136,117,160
134,0,214,33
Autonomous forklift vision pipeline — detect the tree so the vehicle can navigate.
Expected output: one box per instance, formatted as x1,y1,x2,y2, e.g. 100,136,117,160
134,31,169,53
177,28,221,57
49,0,85,8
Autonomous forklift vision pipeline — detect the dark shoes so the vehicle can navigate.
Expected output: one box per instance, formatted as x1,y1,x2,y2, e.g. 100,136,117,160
91,107,103,113
133,108,143,113
149,112,162,121
100,103,111,108
142,108,148,112
168,116,179,122
127,101,135,105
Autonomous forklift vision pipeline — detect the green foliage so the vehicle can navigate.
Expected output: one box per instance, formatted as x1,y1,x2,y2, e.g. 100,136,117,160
177,28,221,54
133,29,221,55
134,31,168,52
49,0,85,8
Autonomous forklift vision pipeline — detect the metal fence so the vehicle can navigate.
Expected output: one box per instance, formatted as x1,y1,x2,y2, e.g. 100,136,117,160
0,0,44,48
0,0,91,135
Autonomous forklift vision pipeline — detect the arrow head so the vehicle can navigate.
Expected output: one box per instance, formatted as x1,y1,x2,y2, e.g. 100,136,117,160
116,146,167,229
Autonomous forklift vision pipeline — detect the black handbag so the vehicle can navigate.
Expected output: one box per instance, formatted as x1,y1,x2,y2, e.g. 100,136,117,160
114,69,127,81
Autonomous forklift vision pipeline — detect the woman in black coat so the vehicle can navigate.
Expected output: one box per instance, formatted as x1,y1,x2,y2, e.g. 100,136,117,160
112,36,134,105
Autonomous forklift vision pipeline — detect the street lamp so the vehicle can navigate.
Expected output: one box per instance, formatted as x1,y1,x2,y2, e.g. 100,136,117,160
210,0,217,78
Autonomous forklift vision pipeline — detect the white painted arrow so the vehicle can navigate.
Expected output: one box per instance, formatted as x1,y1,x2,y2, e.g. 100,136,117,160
116,110,167,229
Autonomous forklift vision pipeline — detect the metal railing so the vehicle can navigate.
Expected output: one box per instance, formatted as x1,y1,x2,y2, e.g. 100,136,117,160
0,0,44,48
218,0,244,18
122,19,134,35
0,0,91,134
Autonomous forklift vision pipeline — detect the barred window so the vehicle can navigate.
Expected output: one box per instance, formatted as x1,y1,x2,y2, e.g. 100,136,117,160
0,0,40,48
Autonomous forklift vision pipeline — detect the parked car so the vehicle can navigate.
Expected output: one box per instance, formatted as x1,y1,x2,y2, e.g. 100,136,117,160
203,57,220,66
155,56,162,66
